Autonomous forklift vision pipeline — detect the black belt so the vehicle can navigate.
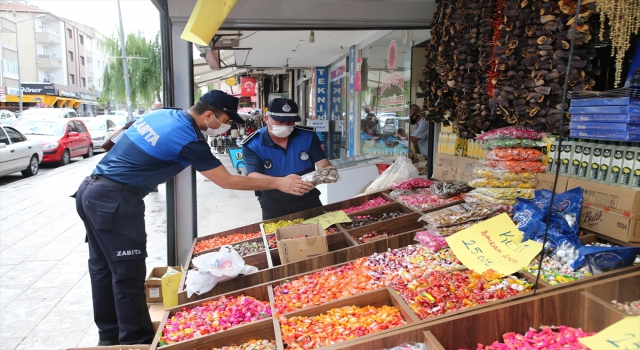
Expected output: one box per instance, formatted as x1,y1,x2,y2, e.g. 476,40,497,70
89,174,145,198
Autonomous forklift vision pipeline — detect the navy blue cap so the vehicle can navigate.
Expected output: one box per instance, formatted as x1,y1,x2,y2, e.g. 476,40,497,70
199,90,244,124
267,98,301,122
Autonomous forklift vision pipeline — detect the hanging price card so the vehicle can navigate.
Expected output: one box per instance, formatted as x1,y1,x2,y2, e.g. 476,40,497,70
446,213,543,276
303,211,352,229
578,316,640,349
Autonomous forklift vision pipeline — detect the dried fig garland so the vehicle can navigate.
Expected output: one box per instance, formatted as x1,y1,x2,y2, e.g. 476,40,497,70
596,0,640,87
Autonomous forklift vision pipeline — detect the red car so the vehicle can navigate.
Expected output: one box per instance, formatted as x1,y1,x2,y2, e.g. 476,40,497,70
14,118,93,166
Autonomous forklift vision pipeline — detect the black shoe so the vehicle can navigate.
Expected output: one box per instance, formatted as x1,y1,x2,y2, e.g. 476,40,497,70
97,340,119,346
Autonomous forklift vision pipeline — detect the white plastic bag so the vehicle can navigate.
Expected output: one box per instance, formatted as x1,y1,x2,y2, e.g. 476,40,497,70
365,156,419,194
185,245,259,297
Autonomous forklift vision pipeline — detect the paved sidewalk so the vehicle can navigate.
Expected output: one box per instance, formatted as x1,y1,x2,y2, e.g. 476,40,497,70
0,152,262,349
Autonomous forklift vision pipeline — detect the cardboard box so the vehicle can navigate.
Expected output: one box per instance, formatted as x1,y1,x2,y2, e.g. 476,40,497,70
457,156,478,175
145,266,183,305
578,205,640,243
567,178,640,216
433,166,459,181
536,173,570,193
434,153,458,168
148,303,166,322
275,223,328,264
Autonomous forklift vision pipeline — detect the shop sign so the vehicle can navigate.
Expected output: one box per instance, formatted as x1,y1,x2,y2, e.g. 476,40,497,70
379,94,405,113
329,62,346,82
307,119,329,132
225,77,237,86
388,40,398,71
578,317,640,349
315,67,328,120
59,90,79,98
380,73,405,94
446,213,543,276
21,83,56,95
80,93,96,101
330,79,342,120
240,76,256,97
348,45,356,156
354,58,362,91
7,87,19,95
303,211,351,229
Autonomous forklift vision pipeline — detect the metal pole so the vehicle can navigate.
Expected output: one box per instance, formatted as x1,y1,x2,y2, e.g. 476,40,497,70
116,0,133,121
15,25,22,113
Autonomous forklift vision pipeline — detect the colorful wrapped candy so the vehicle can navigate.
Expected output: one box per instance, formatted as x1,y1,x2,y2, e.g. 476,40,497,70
476,126,547,140
388,177,435,190
430,181,473,198
420,202,500,227
469,188,534,200
485,147,544,161
414,231,448,252
481,160,547,173
472,166,537,181
212,340,277,350
158,295,272,346
341,197,393,214
464,192,518,205
477,326,595,349
194,232,263,253
279,305,405,349
468,178,537,189
611,299,640,316
263,219,305,235
391,270,533,320
397,193,463,211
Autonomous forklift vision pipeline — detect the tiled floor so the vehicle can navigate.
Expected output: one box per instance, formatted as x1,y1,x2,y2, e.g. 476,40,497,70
0,152,262,349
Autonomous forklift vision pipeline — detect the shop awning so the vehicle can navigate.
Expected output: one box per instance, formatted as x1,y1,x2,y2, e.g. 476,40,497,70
55,98,69,107
71,100,82,108
6,95,62,107
82,100,99,106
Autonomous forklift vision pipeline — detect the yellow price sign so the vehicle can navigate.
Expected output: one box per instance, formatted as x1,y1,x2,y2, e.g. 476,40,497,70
579,317,640,349
445,213,543,276
303,211,352,230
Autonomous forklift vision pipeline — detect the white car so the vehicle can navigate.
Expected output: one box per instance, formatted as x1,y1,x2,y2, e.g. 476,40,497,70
77,116,118,151
0,110,17,126
0,125,43,177
15,108,79,123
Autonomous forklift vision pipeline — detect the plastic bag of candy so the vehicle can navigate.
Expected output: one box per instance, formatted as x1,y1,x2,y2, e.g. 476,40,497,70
468,177,537,189
472,166,537,181
482,138,548,149
414,231,449,252
424,221,481,236
388,177,434,190
365,156,419,194
471,188,535,200
420,202,500,227
430,180,473,198
485,147,544,162
389,189,417,199
533,188,583,236
464,191,518,205
397,193,463,211
571,246,640,272
301,165,340,186
481,160,547,173
476,126,547,141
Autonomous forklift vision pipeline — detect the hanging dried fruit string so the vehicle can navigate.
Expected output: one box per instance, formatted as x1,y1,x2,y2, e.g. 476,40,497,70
487,0,506,98
596,0,640,87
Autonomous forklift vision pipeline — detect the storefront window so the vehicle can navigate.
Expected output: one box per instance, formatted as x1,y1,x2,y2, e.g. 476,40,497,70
358,30,428,157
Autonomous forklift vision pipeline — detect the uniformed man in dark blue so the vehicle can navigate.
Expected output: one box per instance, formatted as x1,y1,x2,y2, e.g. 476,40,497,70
242,98,332,219
75,91,313,346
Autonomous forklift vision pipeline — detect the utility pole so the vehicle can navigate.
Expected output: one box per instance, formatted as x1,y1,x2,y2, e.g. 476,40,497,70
116,0,133,121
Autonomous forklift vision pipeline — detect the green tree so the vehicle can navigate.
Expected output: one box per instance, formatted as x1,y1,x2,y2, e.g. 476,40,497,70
100,31,162,108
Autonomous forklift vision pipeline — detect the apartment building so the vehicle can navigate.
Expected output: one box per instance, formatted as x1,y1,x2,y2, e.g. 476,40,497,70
0,1,108,115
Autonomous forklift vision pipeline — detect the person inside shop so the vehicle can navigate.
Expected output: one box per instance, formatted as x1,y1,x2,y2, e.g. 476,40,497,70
362,106,381,137
409,104,429,161
74,90,314,346
242,98,332,220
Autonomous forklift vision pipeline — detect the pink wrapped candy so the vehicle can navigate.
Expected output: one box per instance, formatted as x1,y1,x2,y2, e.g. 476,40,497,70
476,126,547,141
388,177,435,190
414,231,448,252
342,197,392,214
477,325,595,349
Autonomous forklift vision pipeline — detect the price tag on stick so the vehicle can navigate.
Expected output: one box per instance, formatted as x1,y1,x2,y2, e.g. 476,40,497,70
445,213,543,276
303,211,352,229
578,316,640,349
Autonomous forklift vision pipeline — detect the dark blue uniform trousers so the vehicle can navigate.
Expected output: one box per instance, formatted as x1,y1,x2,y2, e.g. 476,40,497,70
75,177,154,344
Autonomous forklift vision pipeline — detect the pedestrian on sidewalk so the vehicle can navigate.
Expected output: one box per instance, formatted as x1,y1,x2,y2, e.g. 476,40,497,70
74,90,314,346
242,98,332,220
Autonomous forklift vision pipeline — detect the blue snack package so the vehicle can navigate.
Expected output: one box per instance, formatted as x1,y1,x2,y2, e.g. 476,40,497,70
571,246,640,272
532,187,583,236
533,189,552,210
514,199,544,233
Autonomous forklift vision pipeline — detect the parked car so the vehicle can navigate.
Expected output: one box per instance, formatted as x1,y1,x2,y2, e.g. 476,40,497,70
0,125,43,177
77,116,117,152
15,108,79,123
0,110,17,126
13,118,93,166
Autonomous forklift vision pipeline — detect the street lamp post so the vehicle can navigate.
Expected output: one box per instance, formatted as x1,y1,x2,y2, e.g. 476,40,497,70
6,15,45,114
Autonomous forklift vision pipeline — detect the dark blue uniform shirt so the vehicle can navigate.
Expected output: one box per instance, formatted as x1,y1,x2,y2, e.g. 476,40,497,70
93,109,221,195
242,126,325,203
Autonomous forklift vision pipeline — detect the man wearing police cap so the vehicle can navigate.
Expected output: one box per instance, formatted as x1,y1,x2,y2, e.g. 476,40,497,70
75,91,313,346
242,98,332,219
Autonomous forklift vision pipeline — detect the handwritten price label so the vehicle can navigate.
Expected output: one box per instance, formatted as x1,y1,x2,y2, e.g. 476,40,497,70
446,213,543,276
579,317,640,349
303,211,352,229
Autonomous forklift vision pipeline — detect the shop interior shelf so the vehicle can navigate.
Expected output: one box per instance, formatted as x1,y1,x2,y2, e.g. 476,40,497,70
151,284,273,350
333,271,640,350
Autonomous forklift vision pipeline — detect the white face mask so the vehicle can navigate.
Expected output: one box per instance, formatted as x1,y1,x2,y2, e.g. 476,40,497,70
204,114,231,137
268,119,294,138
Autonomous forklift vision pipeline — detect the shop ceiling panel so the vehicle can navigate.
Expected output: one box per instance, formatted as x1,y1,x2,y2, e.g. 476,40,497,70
166,0,434,29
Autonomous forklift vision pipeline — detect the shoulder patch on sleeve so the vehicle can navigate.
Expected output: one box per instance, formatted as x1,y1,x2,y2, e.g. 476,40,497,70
240,131,259,145
295,125,315,132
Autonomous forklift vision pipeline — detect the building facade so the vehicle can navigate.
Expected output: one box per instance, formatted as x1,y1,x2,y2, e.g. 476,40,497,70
0,1,108,115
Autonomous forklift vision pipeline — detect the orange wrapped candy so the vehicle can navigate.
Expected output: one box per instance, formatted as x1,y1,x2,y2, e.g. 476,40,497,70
485,147,543,161
194,232,262,253
481,160,546,173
